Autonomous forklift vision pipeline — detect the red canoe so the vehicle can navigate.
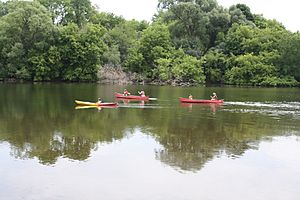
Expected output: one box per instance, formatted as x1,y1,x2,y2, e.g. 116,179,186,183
115,93,149,100
179,97,224,104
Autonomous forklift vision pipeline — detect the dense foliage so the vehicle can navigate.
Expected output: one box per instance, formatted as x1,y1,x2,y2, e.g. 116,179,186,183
0,0,299,86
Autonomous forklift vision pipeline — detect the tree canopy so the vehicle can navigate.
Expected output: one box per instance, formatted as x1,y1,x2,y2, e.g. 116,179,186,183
0,0,299,86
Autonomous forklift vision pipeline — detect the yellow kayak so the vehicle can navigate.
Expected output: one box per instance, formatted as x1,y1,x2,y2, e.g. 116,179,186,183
75,100,118,107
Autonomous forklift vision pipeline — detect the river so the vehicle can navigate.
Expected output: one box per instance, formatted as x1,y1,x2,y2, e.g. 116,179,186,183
0,83,299,200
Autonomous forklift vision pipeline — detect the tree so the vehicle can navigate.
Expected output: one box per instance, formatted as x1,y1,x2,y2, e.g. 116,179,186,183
156,49,206,84
171,52,205,84
206,8,230,48
277,33,300,82
0,1,56,80
235,4,254,22
228,4,255,26
36,0,69,24
126,23,173,78
58,23,107,81
157,0,229,56
222,24,254,55
67,0,94,27
225,53,298,86
104,20,148,65
38,0,94,27
0,1,8,17
90,12,125,30
225,54,274,85
124,45,144,73
201,50,228,83
158,1,209,56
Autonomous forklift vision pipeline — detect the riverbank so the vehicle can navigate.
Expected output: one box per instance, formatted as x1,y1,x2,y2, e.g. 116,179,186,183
97,65,201,86
97,65,300,87
1,65,299,87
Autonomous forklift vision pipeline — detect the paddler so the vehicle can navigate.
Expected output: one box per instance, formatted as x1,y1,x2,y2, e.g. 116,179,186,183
138,90,145,97
123,89,130,96
210,92,218,100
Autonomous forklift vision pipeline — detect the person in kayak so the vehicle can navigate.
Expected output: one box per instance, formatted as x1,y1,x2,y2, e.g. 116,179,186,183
210,92,218,100
138,90,145,97
98,98,102,103
123,89,131,96
188,94,193,100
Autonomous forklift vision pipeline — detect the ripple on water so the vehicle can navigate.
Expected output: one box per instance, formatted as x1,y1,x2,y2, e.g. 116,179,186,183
223,101,300,118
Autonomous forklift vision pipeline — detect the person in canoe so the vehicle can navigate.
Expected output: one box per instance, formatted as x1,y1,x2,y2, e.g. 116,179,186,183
123,89,131,96
138,90,145,97
210,92,218,100
188,94,193,100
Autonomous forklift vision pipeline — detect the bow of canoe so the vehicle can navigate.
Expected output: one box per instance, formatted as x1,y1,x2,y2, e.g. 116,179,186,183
179,97,224,104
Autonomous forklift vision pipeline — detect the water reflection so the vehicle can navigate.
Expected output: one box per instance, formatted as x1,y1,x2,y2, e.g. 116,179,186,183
1,103,295,171
115,98,149,104
180,102,223,113
116,99,147,108
150,120,260,172
75,105,118,111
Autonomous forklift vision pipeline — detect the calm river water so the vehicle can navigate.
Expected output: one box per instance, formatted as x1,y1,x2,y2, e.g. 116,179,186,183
0,83,300,200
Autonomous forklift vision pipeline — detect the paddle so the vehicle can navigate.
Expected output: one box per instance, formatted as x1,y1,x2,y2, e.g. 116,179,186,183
149,98,157,100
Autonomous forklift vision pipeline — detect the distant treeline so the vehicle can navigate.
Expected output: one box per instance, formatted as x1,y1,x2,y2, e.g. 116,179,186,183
0,0,299,86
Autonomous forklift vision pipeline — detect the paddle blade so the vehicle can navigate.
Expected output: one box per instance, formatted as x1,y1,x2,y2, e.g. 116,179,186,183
149,98,157,100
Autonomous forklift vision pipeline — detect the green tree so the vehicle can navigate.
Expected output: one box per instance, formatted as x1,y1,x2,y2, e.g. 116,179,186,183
124,44,144,73
158,1,209,56
0,1,8,17
228,4,255,26
235,4,254,22
171,53,205,84
277,33,300,82
125,23,172,78
29,46,62,81
156,49,206,84
36,0,69,24
104,20,148,65
139,23,172,69
201,50,228,83
157,0,229,56
225,54,274,85
90,12,125,30
221,24,254,55
38,0,94,27
59,23,107,81
206,8,230,48
0,1,56,80
225,53,298,86
69,0,94,27
102,45,121,65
